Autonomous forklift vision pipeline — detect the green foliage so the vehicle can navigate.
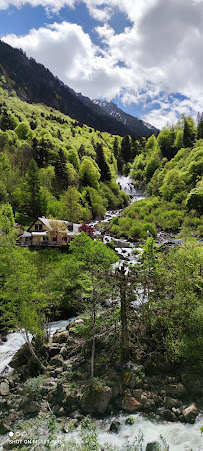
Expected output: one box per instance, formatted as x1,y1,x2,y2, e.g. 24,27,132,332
0,88,127,221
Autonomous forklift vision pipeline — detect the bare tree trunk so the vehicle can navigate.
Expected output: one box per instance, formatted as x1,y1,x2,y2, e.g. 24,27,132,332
119,267,129,362
90,299,96,378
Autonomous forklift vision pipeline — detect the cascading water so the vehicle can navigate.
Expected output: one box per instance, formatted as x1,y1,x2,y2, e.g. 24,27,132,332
0,176,202,450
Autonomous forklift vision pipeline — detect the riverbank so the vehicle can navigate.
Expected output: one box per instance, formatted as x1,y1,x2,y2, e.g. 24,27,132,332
0,319,203,450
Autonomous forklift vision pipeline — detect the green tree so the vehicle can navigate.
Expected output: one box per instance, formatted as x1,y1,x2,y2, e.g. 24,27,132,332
183,117,196,148
0,207,50,370
79,157,100,189
26,158,41,216
61,186,83,222
70,234,118,377
95,143,111,181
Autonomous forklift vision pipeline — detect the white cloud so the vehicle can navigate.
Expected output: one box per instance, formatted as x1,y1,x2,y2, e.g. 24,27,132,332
2,0,203,128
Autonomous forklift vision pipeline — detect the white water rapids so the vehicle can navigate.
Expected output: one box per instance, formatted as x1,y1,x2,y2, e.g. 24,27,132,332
0,176,202,450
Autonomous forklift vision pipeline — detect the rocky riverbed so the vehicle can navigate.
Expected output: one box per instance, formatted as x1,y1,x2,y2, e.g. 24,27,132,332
0,320,203,450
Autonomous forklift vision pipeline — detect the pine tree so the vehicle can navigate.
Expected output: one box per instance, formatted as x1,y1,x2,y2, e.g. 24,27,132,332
120,135,132,162
197,118,203,140
96,143,111,181
54,148,68,191
26,159,41,216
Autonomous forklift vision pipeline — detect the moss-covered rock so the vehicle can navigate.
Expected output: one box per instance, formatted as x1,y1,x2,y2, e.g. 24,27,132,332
81,384,112,414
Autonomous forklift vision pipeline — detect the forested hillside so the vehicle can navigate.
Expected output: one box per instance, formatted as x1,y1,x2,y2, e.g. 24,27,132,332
109,115,203,240
0,84,134,225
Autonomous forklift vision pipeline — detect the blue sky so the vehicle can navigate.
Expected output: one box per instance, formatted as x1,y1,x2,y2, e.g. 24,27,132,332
1,0,203,129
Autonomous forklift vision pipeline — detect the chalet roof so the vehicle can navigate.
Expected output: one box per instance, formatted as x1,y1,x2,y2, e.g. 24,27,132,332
19,231,32,238
38,217,72,232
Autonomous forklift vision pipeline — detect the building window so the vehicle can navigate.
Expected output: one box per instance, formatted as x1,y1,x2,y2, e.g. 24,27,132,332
39,224,42,230
62,236,67,242
35,224,38,231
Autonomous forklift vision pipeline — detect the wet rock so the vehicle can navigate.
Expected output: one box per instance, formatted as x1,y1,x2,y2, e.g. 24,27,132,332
0,382,9,396
125,416,135,425
110,421,120,433
183,403,199,424
163,410,176,422
146,442,160,451
81,385,112,414
121,395,143,412
165,383,188,398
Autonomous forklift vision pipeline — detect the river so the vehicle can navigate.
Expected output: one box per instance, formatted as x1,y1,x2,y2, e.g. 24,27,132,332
0,176,202,450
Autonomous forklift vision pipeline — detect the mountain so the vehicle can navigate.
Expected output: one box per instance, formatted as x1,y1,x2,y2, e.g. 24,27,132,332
0,39,158,137
93,99,159,137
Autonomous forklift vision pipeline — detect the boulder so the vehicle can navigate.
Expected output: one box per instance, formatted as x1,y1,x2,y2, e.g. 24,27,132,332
9,343,31,369
60,346,68,358
0,382,9,396
164,396,179,408
183,403,199,424
49,345,62,358
181,371,203,396
50,355,64,367
146,443,160,451
24,400,40,414
122,395,143,412
81,385,112,414
53,329,69,344
146,442,160,451
110,421,120,433
165,383,188,398
163,410,176,422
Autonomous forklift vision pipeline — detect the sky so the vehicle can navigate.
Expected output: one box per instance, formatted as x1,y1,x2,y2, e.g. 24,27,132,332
0,0,203,129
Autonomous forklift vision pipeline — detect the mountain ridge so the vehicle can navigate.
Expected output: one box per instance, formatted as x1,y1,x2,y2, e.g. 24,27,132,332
0,40,158,138
93,99,159,137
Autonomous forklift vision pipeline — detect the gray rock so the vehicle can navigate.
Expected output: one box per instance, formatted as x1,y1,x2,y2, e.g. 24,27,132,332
60,347,68,358
81,385,112,414
181,371,203,396
0,382,9,396
183,403,199,424
164,396,179,408
132,389,143,399
49,345,62,358
50,355,64,367
53,329,69,344
165,383,188,398
163,410,176,422
25,401,40,414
